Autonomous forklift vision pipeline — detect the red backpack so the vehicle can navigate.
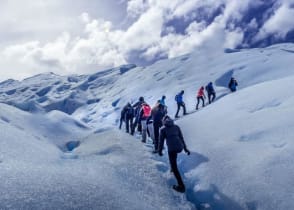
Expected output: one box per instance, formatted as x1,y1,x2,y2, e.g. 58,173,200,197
142,104,151,118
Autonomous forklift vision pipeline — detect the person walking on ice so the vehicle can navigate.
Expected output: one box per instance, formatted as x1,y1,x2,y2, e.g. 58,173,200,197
119,103,134,133
174,90,187,118
158,115,190,193
131,96,145,135
196,86,206,110
139,102,152,143
205,82,216,104
151,103,166,153
228,77,238,92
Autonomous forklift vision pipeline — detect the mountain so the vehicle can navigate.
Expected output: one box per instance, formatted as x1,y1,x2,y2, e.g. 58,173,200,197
0,43,294,209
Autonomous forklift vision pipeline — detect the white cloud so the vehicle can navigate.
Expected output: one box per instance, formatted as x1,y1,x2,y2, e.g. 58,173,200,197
255,3,294,41
0,0,293,81
225,28,244,48
119,7,164,52
127,0,150,18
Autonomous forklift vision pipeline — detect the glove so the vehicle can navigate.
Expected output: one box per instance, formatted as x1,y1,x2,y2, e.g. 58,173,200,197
184,148,190,155
158,151,163,156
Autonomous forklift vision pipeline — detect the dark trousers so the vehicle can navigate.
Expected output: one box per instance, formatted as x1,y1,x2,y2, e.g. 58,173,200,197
153,122,162,151
131,115,141,135
175,102,186,117
119,117,124,130
168,152,184,187
196,96,205,109
125,117,133,133
208,92,216,104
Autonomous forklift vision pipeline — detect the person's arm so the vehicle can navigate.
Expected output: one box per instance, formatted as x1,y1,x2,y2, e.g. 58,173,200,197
178,126,190,155
132,101,140,108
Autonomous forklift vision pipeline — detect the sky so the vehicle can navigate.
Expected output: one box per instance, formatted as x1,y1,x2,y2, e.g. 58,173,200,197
0,0,293,81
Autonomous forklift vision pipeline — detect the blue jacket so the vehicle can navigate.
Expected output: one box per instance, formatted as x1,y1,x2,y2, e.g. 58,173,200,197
175,93,184,103
159,98,165,106
206,82,215,94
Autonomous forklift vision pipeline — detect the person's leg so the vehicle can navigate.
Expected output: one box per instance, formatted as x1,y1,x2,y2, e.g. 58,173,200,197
131,116,138,135
141,120,147,143
148,122,155,144
212,92,216,102
168,152,185,187
208,93,212,104
182,103,187,115
175,103,180,117
196,97,200,110
125,117,129,133
130,117,134,134
201,96,205,107
119,116,123,129
147,125,150,137
153,123,160,151
138,119,142,133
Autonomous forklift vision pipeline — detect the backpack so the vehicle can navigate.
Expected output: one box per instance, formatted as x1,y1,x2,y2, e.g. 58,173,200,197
142,104,151,118
126,107,134,117
175,94,179,102
205,85,209,92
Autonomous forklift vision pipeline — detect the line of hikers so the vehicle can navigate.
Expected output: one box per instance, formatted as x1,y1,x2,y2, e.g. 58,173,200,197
118,77,238,193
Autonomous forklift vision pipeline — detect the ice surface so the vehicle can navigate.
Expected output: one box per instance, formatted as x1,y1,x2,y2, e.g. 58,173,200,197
1,43,294,209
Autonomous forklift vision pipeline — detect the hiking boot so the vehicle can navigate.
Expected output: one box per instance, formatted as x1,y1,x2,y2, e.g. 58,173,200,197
175,115,179,118
172,185,185,193
141,140,146,143
152,150,158,154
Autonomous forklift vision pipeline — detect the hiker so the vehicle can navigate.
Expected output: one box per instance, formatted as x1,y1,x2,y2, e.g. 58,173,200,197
151,103,166,153
119,103,134,133
196,86,206,110
228,77,238,92
139,102,152,143
125,103,134,133
205,82,216,104
158,115,190,193
131,96,145,135
159,95,166,106
159,95,168,113
174,90,187,118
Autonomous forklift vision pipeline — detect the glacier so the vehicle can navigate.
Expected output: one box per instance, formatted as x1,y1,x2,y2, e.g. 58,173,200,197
0,43,294,209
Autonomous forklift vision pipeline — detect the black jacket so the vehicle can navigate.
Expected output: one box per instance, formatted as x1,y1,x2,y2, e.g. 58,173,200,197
152,104,166,126
121,104,134,120
159,119,187,153
133,101,144,118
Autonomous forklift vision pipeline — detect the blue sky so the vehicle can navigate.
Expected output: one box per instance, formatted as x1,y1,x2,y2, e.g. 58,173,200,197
0,0,293,81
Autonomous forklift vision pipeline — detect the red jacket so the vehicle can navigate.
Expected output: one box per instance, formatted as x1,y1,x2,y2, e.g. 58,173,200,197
197,88,205,97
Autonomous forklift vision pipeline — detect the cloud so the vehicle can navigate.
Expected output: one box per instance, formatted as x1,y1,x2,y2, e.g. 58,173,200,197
127,0,150,18
255,2,294,41
1,0,293,81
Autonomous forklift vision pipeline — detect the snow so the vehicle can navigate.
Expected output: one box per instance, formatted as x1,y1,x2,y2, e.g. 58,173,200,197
0,43,294,209
0,103,192,209
178,75,294,210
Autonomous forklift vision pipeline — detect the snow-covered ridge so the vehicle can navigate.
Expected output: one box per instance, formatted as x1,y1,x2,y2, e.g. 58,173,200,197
1,43,294,209
0,64,137,116
1,44,294,128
